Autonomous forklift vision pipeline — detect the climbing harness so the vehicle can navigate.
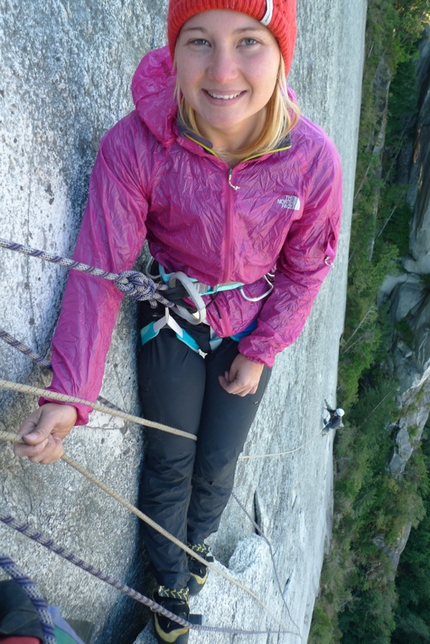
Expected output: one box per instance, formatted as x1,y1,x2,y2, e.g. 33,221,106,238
140,259,271,354
158,269,208,324
0,237,274,357
153,260,274,310
0,240,306,638
0,551,57,644
140,306,203,354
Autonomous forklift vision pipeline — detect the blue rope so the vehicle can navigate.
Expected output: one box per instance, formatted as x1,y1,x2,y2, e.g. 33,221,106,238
0,237,172,307
0,328,52,368
0,325,125,413
0,511,294,637
0,551,57,644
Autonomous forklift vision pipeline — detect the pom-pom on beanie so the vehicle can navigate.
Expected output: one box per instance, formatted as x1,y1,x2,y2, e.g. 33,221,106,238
167,0,297,77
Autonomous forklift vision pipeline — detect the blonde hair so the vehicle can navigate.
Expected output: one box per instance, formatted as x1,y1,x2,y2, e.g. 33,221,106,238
176,57,300,161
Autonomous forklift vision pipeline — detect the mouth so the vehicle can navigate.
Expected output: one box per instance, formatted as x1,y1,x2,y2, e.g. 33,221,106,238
204,90,245,100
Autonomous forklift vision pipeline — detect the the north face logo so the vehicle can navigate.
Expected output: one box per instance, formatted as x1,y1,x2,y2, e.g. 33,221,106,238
277,195,301,210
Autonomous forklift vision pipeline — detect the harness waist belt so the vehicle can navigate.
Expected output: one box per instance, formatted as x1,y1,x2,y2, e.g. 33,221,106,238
158,264,244,296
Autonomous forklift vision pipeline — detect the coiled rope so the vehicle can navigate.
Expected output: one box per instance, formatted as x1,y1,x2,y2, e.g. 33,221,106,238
0,430,296,635
0,237,172,307
0,551,57,644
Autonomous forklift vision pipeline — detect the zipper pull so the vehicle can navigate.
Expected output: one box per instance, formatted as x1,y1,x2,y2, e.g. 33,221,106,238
228,168,240,191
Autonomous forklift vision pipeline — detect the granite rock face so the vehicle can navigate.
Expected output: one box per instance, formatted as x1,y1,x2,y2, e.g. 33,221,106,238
382,29,430,483
361,27,430,578
387,27,430,371
408,27,430,274
0,1,366,642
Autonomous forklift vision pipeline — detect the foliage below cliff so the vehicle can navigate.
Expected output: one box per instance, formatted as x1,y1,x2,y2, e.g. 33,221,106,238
309,1,430,642
338,0,426,410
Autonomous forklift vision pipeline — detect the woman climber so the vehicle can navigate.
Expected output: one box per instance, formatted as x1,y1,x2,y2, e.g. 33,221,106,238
14,0,342,642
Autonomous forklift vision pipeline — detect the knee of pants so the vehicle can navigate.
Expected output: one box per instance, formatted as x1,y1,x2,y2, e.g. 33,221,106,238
193,452,238,490
145,428,197,469
144,443,197,483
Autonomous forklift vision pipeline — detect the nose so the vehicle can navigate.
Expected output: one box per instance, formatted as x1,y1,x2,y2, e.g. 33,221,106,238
207,47,239,84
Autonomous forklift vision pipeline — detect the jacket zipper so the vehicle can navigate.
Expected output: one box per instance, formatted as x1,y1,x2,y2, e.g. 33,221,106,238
228,168,240,191
223,169,237,282
183,133,293,282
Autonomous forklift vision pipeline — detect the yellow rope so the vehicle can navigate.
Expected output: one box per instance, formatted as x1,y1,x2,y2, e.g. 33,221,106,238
0,379,195,441
0,429,293,634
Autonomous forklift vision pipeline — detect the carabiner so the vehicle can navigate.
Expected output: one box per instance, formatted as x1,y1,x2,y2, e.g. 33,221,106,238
239,274,274,302
168,272,207,325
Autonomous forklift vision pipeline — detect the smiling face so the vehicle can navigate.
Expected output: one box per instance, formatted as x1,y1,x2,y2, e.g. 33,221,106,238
175,10,281,154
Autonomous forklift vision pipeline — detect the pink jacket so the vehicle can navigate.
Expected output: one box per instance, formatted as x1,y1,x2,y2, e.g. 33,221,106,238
46,46,342,424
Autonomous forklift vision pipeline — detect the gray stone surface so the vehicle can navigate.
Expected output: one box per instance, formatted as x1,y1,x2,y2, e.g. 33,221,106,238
388,362,430,479
383,273,425,322
384,28,430,390
0,1,366,642
408,26,430,271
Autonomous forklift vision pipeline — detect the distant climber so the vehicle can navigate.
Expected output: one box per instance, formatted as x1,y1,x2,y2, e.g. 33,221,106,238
322,401,345,434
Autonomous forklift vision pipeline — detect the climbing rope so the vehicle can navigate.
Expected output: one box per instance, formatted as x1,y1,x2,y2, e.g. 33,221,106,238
0,379,195,442
0,237,172,307
0,511,300,638
239,429,323,460
0,325,132,413
0,328,52,369
0,551,57,644
0,430,294,635
0,371,322,453
0,236,317,637
0,327,321,637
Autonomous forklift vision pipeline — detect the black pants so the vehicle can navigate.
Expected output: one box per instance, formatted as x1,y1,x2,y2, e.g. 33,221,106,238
137,306,271,589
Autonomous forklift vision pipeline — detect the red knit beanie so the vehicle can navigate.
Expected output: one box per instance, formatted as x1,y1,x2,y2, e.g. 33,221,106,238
167,0,297,76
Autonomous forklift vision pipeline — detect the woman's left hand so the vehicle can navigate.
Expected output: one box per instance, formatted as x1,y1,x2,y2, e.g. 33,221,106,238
219,354,264,397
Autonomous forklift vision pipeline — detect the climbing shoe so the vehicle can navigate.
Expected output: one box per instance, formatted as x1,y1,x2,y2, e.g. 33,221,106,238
153,586,190,644
187,542,214,596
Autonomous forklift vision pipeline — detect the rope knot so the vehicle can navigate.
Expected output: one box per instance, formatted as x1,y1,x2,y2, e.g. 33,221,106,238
114,271,172,307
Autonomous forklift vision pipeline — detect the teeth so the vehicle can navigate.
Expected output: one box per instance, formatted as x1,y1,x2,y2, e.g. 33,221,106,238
207,91,241,100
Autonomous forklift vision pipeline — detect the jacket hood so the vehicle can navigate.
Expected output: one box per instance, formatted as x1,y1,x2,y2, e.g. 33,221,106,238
131,46,178,146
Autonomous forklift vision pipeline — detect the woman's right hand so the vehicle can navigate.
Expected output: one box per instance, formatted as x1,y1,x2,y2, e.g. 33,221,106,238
13,403,78,465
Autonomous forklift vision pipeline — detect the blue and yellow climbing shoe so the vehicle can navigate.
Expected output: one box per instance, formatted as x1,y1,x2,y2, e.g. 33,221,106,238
187,542,214,596
153,586,189,644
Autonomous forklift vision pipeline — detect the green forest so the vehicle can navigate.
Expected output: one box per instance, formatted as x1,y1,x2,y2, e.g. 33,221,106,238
309,1,430,642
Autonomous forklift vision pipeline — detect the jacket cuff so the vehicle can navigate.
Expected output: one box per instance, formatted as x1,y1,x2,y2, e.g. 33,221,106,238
38,395,91,426
238,337,276,368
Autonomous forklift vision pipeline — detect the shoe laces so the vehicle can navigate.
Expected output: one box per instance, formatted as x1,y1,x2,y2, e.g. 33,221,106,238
187,542,214,561
158,586,189,601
